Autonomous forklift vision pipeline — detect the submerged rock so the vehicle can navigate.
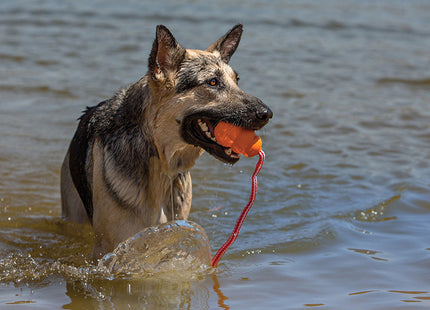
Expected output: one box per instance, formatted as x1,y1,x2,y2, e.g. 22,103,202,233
98,220,212,277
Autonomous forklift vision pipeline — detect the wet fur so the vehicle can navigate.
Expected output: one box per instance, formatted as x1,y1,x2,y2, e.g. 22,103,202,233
60,24,272,259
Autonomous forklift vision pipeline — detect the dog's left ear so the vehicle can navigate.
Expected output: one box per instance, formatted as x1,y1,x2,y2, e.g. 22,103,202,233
148,25,185,81
206,24,243,63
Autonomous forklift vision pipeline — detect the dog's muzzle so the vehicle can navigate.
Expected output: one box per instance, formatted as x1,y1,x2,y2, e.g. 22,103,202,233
180,99,272,164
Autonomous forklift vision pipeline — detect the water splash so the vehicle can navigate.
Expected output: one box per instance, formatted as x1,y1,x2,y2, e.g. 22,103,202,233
98,220,212,278
0,220,212,284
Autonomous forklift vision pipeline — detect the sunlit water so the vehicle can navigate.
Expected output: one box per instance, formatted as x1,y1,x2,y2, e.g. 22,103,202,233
1,0,430,309
98,221,212,277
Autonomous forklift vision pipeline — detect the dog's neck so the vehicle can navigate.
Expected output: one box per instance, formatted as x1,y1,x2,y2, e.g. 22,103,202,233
99,76,199,220
127,76,203,177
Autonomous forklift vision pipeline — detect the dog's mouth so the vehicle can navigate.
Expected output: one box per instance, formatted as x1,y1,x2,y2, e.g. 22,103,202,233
182,116,241,164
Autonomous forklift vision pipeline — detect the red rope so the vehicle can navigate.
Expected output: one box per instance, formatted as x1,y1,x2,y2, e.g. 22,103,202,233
211,150,265,267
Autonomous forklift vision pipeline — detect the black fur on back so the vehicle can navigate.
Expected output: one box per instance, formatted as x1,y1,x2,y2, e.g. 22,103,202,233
69,104,98,222
69,79,158,222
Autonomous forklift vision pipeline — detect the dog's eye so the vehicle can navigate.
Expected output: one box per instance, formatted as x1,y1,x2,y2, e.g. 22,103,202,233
207,78,219,87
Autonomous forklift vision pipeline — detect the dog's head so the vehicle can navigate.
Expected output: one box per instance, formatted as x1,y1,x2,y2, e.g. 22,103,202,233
147,24,272,171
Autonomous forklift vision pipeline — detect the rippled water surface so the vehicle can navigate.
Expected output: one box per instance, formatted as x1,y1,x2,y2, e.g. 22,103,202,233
1,0,430,309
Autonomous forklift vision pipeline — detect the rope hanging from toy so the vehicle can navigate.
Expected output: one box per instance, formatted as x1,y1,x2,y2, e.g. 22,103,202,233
211,150,265,267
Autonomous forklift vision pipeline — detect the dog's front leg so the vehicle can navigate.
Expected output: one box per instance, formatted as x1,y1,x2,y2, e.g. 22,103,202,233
90,141,161,258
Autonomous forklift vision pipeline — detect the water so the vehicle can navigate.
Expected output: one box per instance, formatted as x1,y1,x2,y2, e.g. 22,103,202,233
98,221,212,277
1,0,430,308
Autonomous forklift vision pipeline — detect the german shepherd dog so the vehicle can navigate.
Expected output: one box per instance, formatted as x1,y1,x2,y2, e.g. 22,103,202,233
61,24,272,259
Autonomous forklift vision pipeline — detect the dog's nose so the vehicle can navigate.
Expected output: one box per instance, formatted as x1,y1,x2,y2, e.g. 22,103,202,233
256,107,273,121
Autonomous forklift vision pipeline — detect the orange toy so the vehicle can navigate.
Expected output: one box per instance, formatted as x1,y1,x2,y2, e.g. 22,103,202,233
214,121,262,157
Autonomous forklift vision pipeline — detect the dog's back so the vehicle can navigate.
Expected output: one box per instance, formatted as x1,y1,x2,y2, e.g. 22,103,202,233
61,103,98,224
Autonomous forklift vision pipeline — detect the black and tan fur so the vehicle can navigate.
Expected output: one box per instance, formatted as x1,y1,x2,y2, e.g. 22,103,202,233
60,24,272,259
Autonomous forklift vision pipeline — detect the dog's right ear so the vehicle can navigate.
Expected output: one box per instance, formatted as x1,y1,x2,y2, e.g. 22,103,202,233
206,24,243,63
148,25,185,81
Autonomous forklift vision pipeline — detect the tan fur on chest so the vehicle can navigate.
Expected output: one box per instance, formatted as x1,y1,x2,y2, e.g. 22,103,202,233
91,140,192,258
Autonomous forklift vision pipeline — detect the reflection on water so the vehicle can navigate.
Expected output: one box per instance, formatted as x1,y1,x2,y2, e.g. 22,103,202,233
212,275,230,310
1,0,430,308
64,276,212,310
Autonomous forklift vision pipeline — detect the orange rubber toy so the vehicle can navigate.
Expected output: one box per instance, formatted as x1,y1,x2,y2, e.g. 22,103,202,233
214,122,262,157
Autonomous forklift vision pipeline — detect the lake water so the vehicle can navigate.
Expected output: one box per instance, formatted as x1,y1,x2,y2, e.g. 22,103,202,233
1,0,430,309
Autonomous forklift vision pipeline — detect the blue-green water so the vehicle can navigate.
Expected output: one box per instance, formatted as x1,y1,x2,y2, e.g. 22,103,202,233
1,0,430,309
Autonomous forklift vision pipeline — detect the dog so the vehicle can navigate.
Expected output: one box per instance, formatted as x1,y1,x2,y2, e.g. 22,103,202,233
60,24,272,259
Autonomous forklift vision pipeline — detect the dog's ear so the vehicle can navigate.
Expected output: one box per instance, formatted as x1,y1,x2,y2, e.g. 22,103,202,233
148,25,185,81
206,24,243,63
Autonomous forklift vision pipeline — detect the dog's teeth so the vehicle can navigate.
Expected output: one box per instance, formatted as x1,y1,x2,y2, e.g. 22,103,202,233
225,148,232,156
198,119,216,140
198,119,209,132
